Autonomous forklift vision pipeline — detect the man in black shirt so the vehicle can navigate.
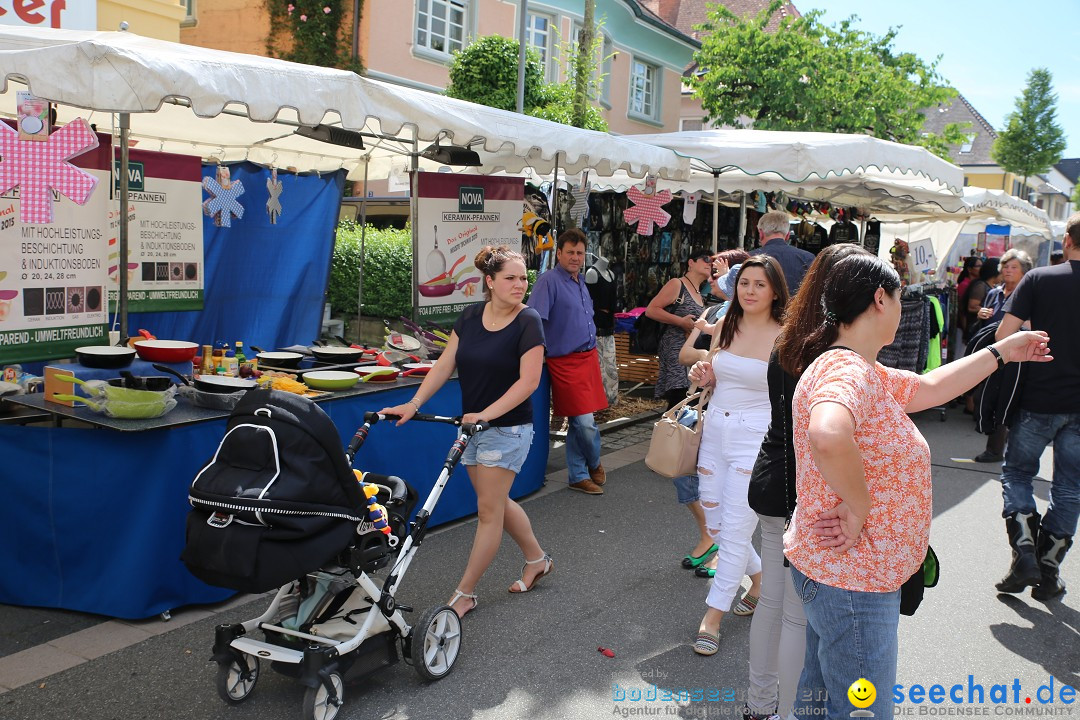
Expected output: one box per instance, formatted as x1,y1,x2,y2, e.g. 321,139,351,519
994,213,1080,601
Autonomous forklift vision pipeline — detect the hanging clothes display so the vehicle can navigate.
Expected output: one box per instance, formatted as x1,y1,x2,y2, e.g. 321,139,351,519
878,285,948,374
828,215,859,246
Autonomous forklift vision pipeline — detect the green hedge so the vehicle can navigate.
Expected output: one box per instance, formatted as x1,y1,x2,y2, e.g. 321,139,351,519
328,221,413,319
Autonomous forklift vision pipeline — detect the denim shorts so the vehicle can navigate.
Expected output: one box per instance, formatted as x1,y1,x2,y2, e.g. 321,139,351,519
672,473,700,504
461,423,535,473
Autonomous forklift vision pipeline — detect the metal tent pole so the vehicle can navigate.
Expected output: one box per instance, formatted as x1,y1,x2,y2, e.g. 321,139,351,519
738,191,748,250
410,139,420,325
357,158,369,341
711,170,719,253
117,112,130,342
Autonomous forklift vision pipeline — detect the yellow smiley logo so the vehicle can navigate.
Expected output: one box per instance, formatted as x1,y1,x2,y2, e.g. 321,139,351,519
848,678,876,709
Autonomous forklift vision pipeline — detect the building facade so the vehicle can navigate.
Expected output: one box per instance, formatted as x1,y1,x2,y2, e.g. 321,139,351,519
0,0,185,40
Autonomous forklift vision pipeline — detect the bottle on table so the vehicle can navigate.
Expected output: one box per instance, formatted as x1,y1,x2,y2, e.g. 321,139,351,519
200,345,215,376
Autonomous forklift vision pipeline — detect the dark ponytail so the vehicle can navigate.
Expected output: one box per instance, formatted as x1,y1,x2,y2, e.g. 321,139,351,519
782,253,900,375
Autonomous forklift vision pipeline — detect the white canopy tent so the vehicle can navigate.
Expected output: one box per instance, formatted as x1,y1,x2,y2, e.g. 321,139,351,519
879,188,1055,278
0,27,690,334
589,129,967,250
0,27,689,180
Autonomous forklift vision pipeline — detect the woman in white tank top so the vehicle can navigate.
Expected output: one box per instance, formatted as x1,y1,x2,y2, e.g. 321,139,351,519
687,256,789,656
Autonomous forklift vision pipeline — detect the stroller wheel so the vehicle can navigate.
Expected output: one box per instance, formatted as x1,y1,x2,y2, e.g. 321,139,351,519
411,605,462,682
215,656,259,704
302,670,344,720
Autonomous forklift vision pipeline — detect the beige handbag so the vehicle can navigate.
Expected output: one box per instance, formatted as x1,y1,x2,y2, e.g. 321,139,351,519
645,387,711,478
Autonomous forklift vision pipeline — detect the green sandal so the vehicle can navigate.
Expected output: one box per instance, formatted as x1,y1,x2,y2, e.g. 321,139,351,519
682,544,718,569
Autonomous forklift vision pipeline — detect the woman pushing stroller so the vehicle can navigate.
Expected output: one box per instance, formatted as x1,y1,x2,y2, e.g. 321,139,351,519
381,245,553,618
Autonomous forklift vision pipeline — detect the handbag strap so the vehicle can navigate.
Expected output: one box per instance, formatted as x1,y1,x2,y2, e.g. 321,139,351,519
662,384,711,420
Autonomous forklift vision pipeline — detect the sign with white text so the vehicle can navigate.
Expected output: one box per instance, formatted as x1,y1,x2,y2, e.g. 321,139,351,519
414,172,523,323
107,149,204,313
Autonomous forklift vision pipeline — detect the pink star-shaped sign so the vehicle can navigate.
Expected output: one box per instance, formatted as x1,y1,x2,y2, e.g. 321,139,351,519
624,185,673,236
0,118,100,224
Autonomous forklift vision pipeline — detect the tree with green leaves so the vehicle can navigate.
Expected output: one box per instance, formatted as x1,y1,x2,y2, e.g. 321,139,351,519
445,33,608,132
445,35,546,112
1071,182,1080,211
992,68,1067,199
691,0,965,156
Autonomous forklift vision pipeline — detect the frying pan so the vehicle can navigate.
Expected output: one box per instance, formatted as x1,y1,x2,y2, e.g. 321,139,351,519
376,348,420,366
54,375,168,403
75,345,136,369
355,366,399,383
109,370,174,392
51,393,176,419
332,336,382,358
309,345,365,363
303,370,360,390
134,339,198,363
256,351,304,369
427,225,447,279
425,254,465,285
416,276,481,298
192,374,257,394
402,362,435,375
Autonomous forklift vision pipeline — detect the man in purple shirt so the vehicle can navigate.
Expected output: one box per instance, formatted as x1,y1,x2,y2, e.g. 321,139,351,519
528,229,609,495
749,210,813,295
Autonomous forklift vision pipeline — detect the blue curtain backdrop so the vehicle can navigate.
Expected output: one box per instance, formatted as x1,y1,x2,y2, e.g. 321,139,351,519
130,162,345,350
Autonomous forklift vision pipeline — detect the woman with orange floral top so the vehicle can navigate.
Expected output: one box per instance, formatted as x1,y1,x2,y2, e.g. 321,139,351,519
779,254,1051,720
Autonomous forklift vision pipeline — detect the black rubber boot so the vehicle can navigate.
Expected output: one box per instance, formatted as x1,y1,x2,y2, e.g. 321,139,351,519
995,511,1041,593
1031,532,1072,602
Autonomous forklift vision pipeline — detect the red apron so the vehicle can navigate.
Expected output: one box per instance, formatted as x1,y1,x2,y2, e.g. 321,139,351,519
547,348,608,417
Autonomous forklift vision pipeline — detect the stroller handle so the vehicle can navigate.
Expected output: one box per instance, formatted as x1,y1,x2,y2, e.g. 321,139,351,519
365,411,488,436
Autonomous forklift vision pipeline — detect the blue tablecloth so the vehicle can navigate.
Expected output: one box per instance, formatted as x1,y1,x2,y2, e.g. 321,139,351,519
0,375,549,619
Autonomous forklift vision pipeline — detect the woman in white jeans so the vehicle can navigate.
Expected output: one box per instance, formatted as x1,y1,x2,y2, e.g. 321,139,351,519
744,244,870,718
688,255,788,656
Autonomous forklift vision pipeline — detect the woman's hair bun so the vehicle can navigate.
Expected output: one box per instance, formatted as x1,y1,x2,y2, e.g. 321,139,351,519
475,245,496,272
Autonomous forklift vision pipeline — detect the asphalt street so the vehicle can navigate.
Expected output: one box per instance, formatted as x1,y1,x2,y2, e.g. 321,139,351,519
0,405,1077,720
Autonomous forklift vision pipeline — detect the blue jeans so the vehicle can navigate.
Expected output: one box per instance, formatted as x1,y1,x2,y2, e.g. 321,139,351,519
1001,410,1080,538
790,565,900,720
566,412,601,482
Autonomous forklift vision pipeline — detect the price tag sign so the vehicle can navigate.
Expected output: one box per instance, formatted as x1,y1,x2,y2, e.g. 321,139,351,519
909,239,938,274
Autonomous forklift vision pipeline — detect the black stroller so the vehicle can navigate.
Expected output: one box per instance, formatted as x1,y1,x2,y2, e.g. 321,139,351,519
181,389,486,720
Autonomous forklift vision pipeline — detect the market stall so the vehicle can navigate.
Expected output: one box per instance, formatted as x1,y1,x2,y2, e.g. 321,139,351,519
0,375,551,619
0,27,693,619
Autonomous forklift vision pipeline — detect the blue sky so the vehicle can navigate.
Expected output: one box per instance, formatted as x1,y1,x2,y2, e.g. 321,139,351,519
807,1,1080,159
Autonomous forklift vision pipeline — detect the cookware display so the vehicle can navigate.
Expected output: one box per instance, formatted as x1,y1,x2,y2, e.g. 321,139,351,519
133,339,199,363
256,351,304,369
52,376,178,419
51,392,177,419
75,345,136,369
303,370,360,390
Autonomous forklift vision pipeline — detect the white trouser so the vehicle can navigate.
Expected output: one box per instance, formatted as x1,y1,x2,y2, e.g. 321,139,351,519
697,406,768,611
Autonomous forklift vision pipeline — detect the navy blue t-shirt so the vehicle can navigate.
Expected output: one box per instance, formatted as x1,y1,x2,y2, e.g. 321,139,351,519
453,303,546,426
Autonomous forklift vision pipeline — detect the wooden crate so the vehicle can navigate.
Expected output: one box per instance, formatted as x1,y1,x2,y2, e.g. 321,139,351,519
614,332,659,384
